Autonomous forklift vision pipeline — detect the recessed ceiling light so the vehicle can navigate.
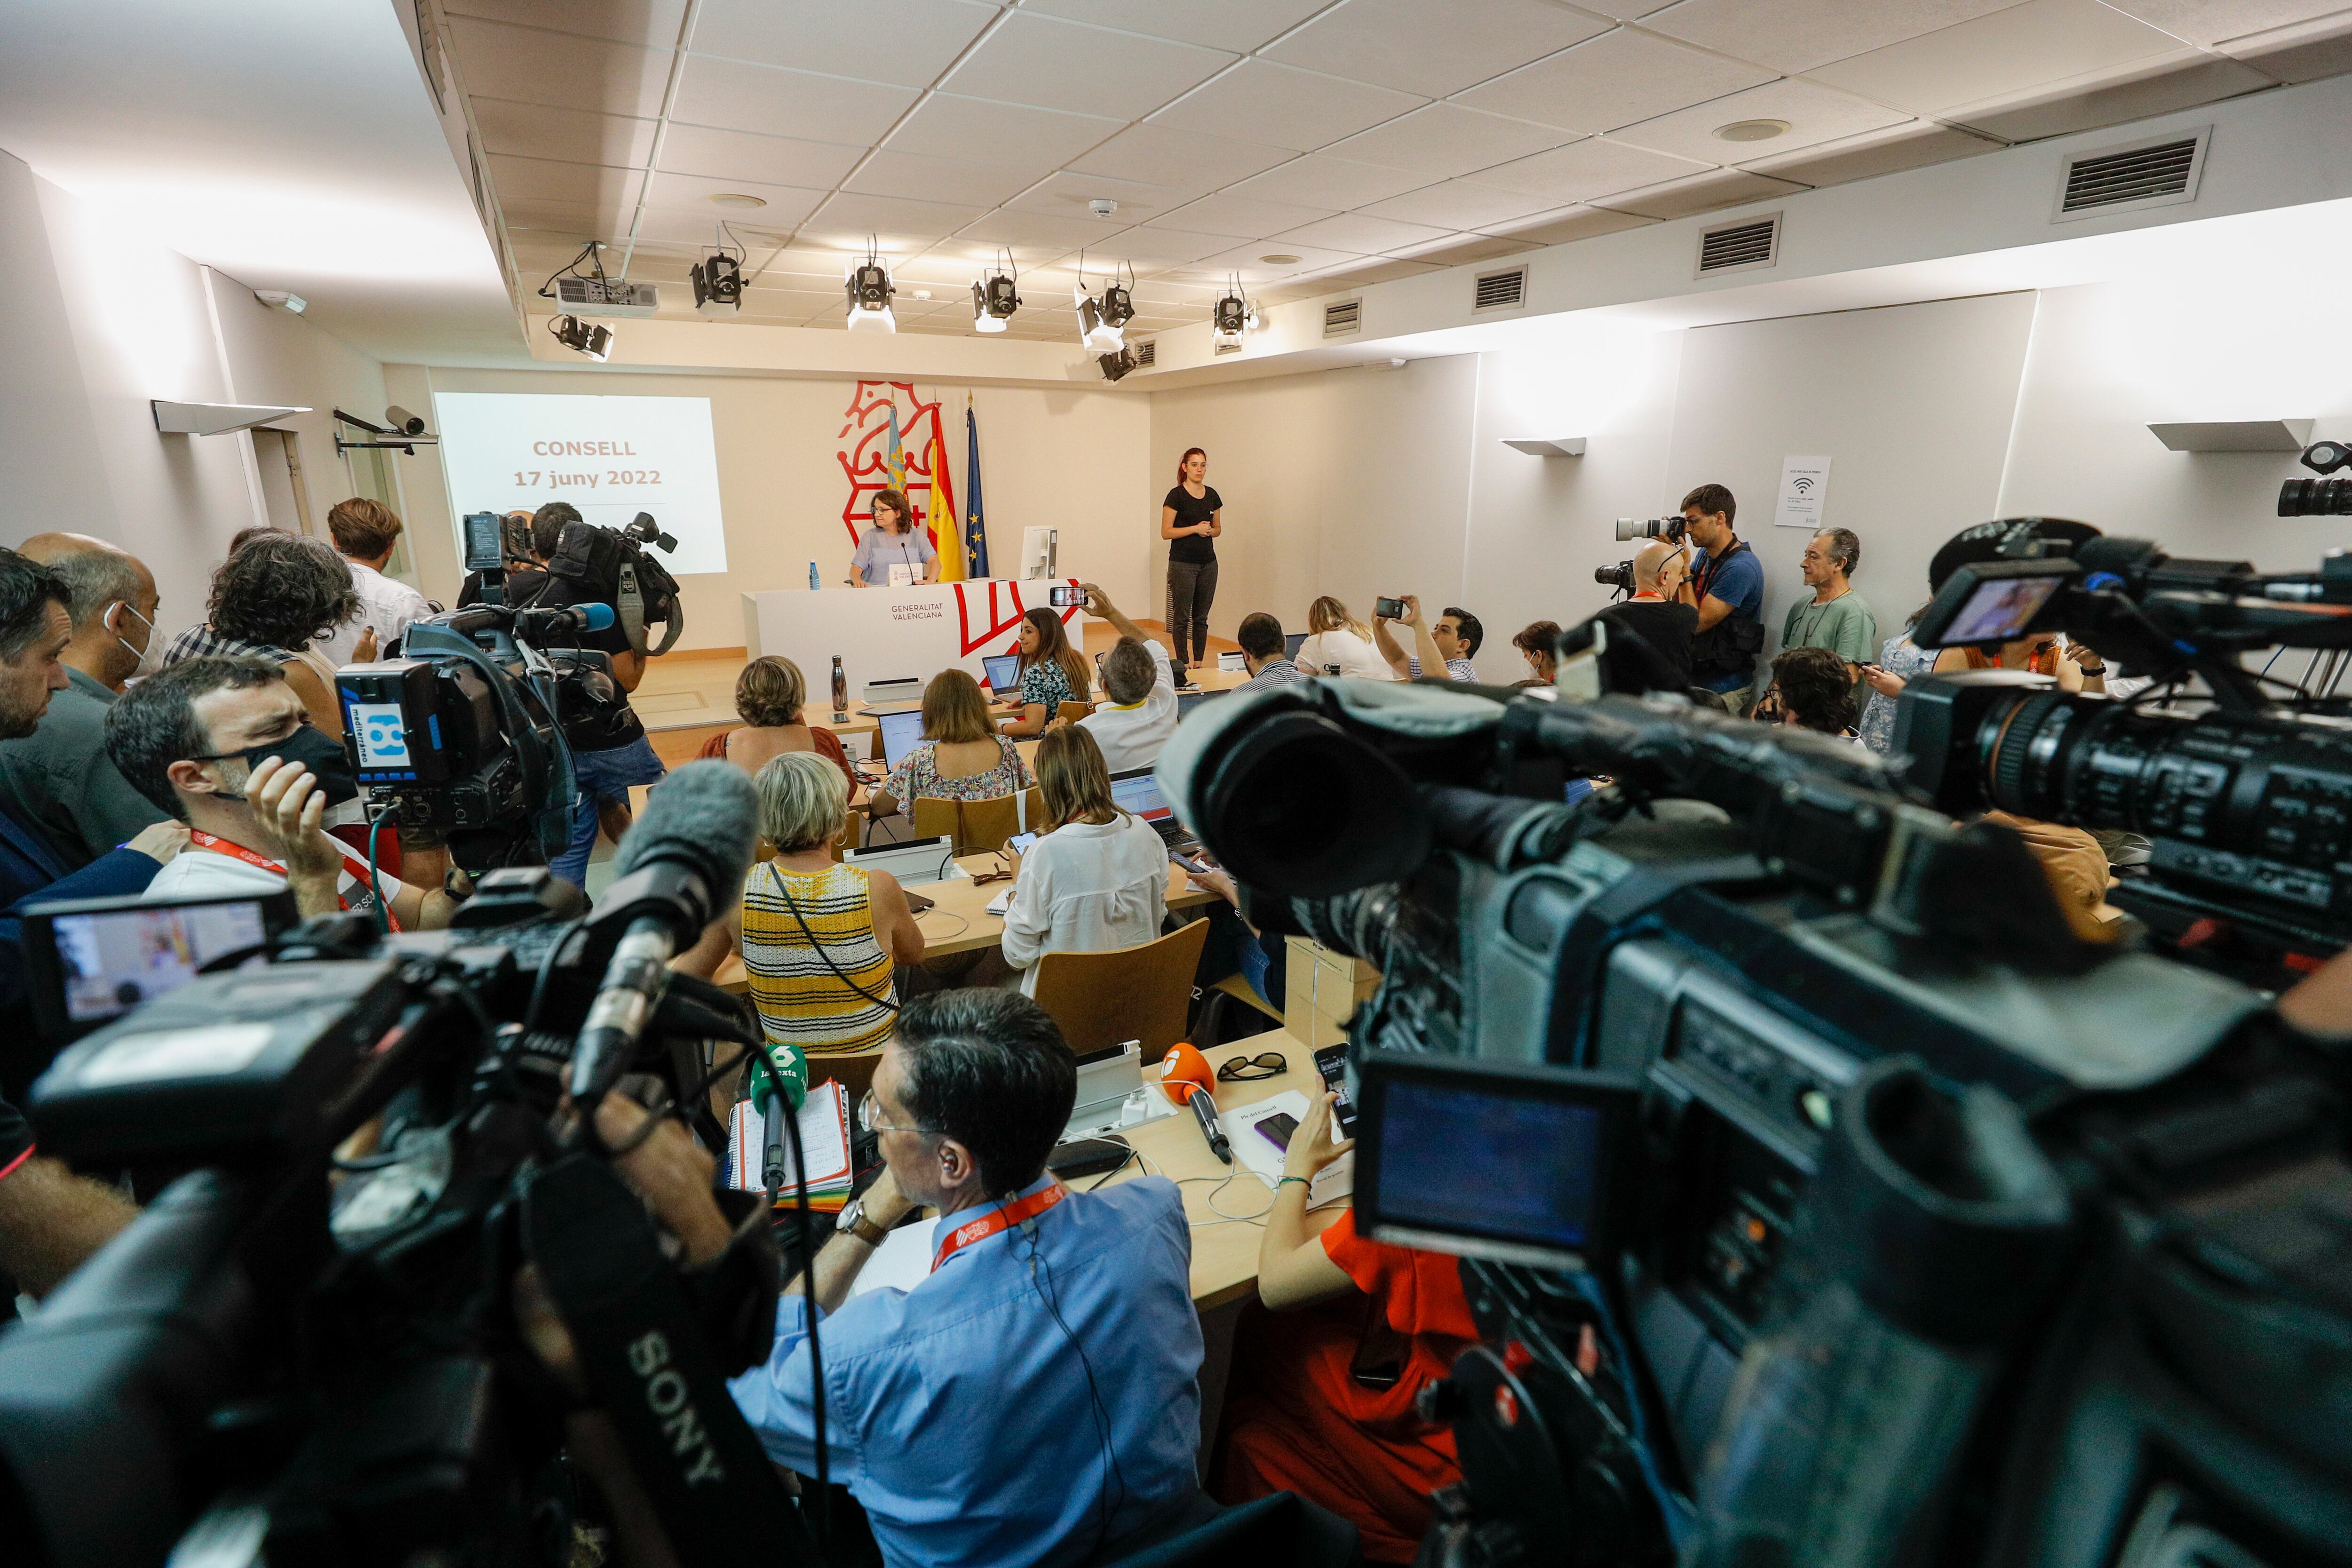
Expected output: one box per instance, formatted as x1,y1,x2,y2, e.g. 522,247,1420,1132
1259,253,1302,265
1713,119,1790,143
710,192,767,208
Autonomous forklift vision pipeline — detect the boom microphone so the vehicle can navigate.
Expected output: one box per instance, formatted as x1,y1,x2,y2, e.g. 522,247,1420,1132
570,762,760,1109
514,601,616,640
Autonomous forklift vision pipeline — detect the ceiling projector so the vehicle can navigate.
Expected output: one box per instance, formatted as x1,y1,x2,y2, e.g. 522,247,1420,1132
551,276,661,318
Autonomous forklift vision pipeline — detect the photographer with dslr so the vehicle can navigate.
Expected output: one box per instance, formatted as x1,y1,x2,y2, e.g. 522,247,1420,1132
1676,483,1765,714
1598,540,1695,693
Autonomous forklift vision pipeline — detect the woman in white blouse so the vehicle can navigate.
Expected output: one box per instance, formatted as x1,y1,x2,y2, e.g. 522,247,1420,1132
1294,596,1394,680
998,725,1167,996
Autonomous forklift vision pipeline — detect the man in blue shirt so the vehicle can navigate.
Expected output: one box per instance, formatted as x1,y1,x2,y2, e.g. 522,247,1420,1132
1677,483,1766,716
730,989,1205,1567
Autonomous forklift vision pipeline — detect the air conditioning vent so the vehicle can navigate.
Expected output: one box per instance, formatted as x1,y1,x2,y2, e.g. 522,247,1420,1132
1697,214,1779,277
1323,298,1362,337
1472,267,1526,312
1134,339,1156,367
2055,132,2206,221
1213,340,1241,356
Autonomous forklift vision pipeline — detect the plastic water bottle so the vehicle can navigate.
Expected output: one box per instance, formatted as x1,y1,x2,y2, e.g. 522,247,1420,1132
832,655,848,720
809,560,820,590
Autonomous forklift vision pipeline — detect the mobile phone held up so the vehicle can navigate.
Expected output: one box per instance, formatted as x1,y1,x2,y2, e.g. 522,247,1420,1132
1049,585,1086,609
1373,596,1406,621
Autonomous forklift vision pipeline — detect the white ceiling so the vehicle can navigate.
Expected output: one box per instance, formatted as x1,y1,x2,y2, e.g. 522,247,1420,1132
447,0,2352,342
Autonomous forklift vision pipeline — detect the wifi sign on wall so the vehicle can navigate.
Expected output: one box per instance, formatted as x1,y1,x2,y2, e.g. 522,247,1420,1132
1774,455,1832,530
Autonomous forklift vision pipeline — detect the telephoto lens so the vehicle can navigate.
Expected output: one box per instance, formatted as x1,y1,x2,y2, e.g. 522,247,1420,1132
1614,516,1687,542
1595,562,1635,592
2278,477,2352,516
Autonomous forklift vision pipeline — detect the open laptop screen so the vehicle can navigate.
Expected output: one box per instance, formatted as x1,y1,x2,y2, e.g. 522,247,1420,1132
983,654,1021,691
878,708,927,772
1108,768,1175,825
1285,631,1307,660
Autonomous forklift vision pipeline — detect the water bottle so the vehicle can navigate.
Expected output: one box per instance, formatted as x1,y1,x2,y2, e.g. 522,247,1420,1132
831,655,848,721
809,560,820,590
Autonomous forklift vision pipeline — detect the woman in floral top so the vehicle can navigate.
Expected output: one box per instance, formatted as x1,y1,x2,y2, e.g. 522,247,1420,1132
1000,606,1094,738
870,668,1035,819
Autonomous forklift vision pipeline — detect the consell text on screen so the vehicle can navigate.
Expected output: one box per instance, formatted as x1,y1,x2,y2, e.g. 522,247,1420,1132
532,441,641,455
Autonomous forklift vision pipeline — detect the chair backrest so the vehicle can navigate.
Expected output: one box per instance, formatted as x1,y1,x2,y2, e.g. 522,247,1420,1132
1031,919,1209,1063
1086,1492,1358,1568
1057,700,1092,725
911,794,1019,854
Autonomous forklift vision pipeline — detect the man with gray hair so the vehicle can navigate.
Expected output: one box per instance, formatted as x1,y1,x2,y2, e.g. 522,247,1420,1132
1073,582,1176,773
0,533,167,865
1781,526,1877,687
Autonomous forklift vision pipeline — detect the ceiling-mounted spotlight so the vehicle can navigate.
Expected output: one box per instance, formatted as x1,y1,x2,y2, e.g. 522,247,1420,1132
1098,343,1137,382
845,237,896,333
1100,262,1134,332
254,289,307,315
1211,279,1249,349
550,313,613,361
1073,253,1126,352
692,228,744,316
971,251,1021,334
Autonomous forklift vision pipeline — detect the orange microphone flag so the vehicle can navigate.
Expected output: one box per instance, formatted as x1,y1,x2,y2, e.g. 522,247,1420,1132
1160,1041,1215,1105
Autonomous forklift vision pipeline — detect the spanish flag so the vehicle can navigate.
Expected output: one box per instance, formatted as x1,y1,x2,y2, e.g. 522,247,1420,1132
927,432,962,582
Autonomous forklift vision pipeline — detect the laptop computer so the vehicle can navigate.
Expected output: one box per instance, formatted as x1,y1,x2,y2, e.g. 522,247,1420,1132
1285,631,1307,660
1174,687,1232,722
876,707,926,772
843,834,959,886
1108,767,1198,853
982,653,1022,697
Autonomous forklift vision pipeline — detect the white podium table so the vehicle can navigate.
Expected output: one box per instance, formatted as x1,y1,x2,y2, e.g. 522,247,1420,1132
741,577,1082,700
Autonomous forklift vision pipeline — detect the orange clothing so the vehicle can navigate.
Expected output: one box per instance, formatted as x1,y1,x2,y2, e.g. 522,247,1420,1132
1215,1212,1479,1562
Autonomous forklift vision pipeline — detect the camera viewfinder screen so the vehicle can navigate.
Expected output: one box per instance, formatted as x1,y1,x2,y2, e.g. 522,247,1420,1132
1375,1080,1606,1250
1944,575,2064,645
51,902,270,1025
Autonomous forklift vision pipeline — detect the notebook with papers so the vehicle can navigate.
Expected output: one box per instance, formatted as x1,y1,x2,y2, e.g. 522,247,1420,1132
724,1080,854,1210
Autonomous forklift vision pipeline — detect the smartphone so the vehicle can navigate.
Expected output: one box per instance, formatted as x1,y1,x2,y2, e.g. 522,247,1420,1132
904,889,935,914
1373,596,1406,621
1049,585,1085,609
1006,831,1038,857
1314,1043,1359,1136
1255,1112,1299,1153
1047,1135,1132,1178
1169,848,1210,875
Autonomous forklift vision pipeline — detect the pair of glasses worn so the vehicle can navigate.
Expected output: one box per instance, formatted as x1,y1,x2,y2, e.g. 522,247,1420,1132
1216,1051,1287,1082
858,1088,940,1137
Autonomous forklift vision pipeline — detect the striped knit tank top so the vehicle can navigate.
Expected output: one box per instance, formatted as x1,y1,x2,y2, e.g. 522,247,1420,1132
741,860,896,1055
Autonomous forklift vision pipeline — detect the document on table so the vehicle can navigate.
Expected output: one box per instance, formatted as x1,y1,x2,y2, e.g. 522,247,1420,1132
849,1217,941,1298
1223,1089,1352,1205
723,1080,853,1204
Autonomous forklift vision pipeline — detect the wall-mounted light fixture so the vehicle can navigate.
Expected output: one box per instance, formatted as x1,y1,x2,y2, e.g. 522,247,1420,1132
152,401,312,436
1499,437,1588,458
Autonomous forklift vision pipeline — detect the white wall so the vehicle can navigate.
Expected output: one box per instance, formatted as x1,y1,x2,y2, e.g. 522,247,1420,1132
387,366,1154,650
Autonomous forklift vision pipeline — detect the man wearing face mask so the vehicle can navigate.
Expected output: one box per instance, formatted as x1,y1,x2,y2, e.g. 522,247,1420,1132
0,534,169,867
106,655,457,930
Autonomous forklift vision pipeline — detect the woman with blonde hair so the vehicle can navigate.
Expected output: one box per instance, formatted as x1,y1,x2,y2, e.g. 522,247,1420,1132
870,667,1033,819
1294,596,1392,680
1000,606,1094,738
678,751,924,1101
697,656,856,794
848,487,938,588
998,725,1166,996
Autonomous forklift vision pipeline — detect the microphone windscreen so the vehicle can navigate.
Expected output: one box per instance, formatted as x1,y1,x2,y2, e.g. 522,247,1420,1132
579,602,616,631
1161,1041,1214,1106
614,759,759,893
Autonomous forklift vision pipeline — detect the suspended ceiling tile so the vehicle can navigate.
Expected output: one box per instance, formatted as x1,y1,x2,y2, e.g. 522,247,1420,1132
501,200,618,241
1264,0,1610,97
1148,60,1428,152
1612,79,1914,164
884,93,1124,167
2100,0,2352,47
1193,241,1373,279
2217,12,2352,81
1594,167,1805,220
1807,0,2187,114
1067,123,1297,192
672,56,921,143
1324,103,1573,177
804,191,989,243
1357,179,1564,229
1479,204,1657,243
959,207,1134,250
1277,211,1456,253
1947,48,2275,140
1312,256,1449,289
445,17,675,117
942,12,1235,119
1640,0,2030,74
488,152,647,208
1739,120,2003,184
689,0,997,87
1228,153,1431,208
1469,137,1714,202
1096,225,1237,265
472,101,658,168
643,169,829,223
1020,0,1333,53
1144,190,1341,238
618,208,802,247
1386,233,1542,265
846,148,1054,207
1008,169,1200,224
656,123,868,187
1454,28,1773,135
446,0,688,49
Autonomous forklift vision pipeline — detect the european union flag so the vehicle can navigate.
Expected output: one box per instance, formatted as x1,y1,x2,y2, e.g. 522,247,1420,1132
963,405,991,579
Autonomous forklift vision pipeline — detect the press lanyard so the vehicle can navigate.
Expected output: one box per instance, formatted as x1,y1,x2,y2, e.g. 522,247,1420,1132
1696,538,1745,603
930,1182,1067,1273
191,831,401,931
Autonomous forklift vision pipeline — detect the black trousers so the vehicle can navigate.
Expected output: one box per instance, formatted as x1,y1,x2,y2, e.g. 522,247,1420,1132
1167,557,1218,665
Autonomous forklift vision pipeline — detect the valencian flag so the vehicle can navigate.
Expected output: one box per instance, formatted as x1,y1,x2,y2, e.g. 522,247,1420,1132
927,432,962,582
885,401,906,493
963,404,992,579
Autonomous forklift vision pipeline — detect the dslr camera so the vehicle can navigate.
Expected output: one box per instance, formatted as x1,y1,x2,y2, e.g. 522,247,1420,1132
1596,517,1688,599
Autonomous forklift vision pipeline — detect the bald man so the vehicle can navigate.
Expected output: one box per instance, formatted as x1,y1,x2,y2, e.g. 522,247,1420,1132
0,534,167,864
1597,540,1699,694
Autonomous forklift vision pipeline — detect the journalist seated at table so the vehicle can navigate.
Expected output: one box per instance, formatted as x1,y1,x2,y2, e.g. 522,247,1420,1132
868,669,1034,821
1000,726,1167,996
697,654,857,796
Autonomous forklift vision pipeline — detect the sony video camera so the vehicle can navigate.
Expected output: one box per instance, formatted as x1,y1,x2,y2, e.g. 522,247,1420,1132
0,765,818,1568
1157,619,2352,1567
544,511,685,657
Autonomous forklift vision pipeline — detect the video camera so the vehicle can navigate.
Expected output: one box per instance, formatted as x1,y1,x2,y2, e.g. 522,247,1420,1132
544,510,685,658
0,764,818,1568
1158,597,2352,1566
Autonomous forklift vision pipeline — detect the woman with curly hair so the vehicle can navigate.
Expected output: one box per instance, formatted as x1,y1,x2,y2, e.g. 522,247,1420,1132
163,532,361,740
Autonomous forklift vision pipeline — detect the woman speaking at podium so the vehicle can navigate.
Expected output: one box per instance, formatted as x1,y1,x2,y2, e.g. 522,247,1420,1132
848,488,938,588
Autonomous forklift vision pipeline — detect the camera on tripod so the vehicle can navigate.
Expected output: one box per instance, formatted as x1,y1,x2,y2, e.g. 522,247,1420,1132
2278,438,2352,516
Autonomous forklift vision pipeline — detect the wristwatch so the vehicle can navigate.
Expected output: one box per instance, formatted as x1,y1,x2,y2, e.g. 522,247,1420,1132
835,1195,891,1248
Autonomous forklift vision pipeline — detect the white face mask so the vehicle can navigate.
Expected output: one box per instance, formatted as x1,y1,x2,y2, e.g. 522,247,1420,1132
109,602,163,681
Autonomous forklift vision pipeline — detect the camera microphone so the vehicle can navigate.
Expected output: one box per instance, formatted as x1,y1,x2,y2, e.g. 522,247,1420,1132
570,762,759,1110
515,601,617,639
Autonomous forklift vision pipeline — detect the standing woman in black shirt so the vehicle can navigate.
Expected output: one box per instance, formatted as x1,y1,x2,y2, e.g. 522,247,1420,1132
1162,446,1222,668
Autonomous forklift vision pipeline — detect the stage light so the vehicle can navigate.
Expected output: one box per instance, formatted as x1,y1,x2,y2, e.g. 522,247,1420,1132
1075,286,1126,352
972,252,1020,333
1098,343,1137,382
692,248,743,316
550,313,612,361
1211,283,1248,349
845,239,896,333
1101,263,1134,331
